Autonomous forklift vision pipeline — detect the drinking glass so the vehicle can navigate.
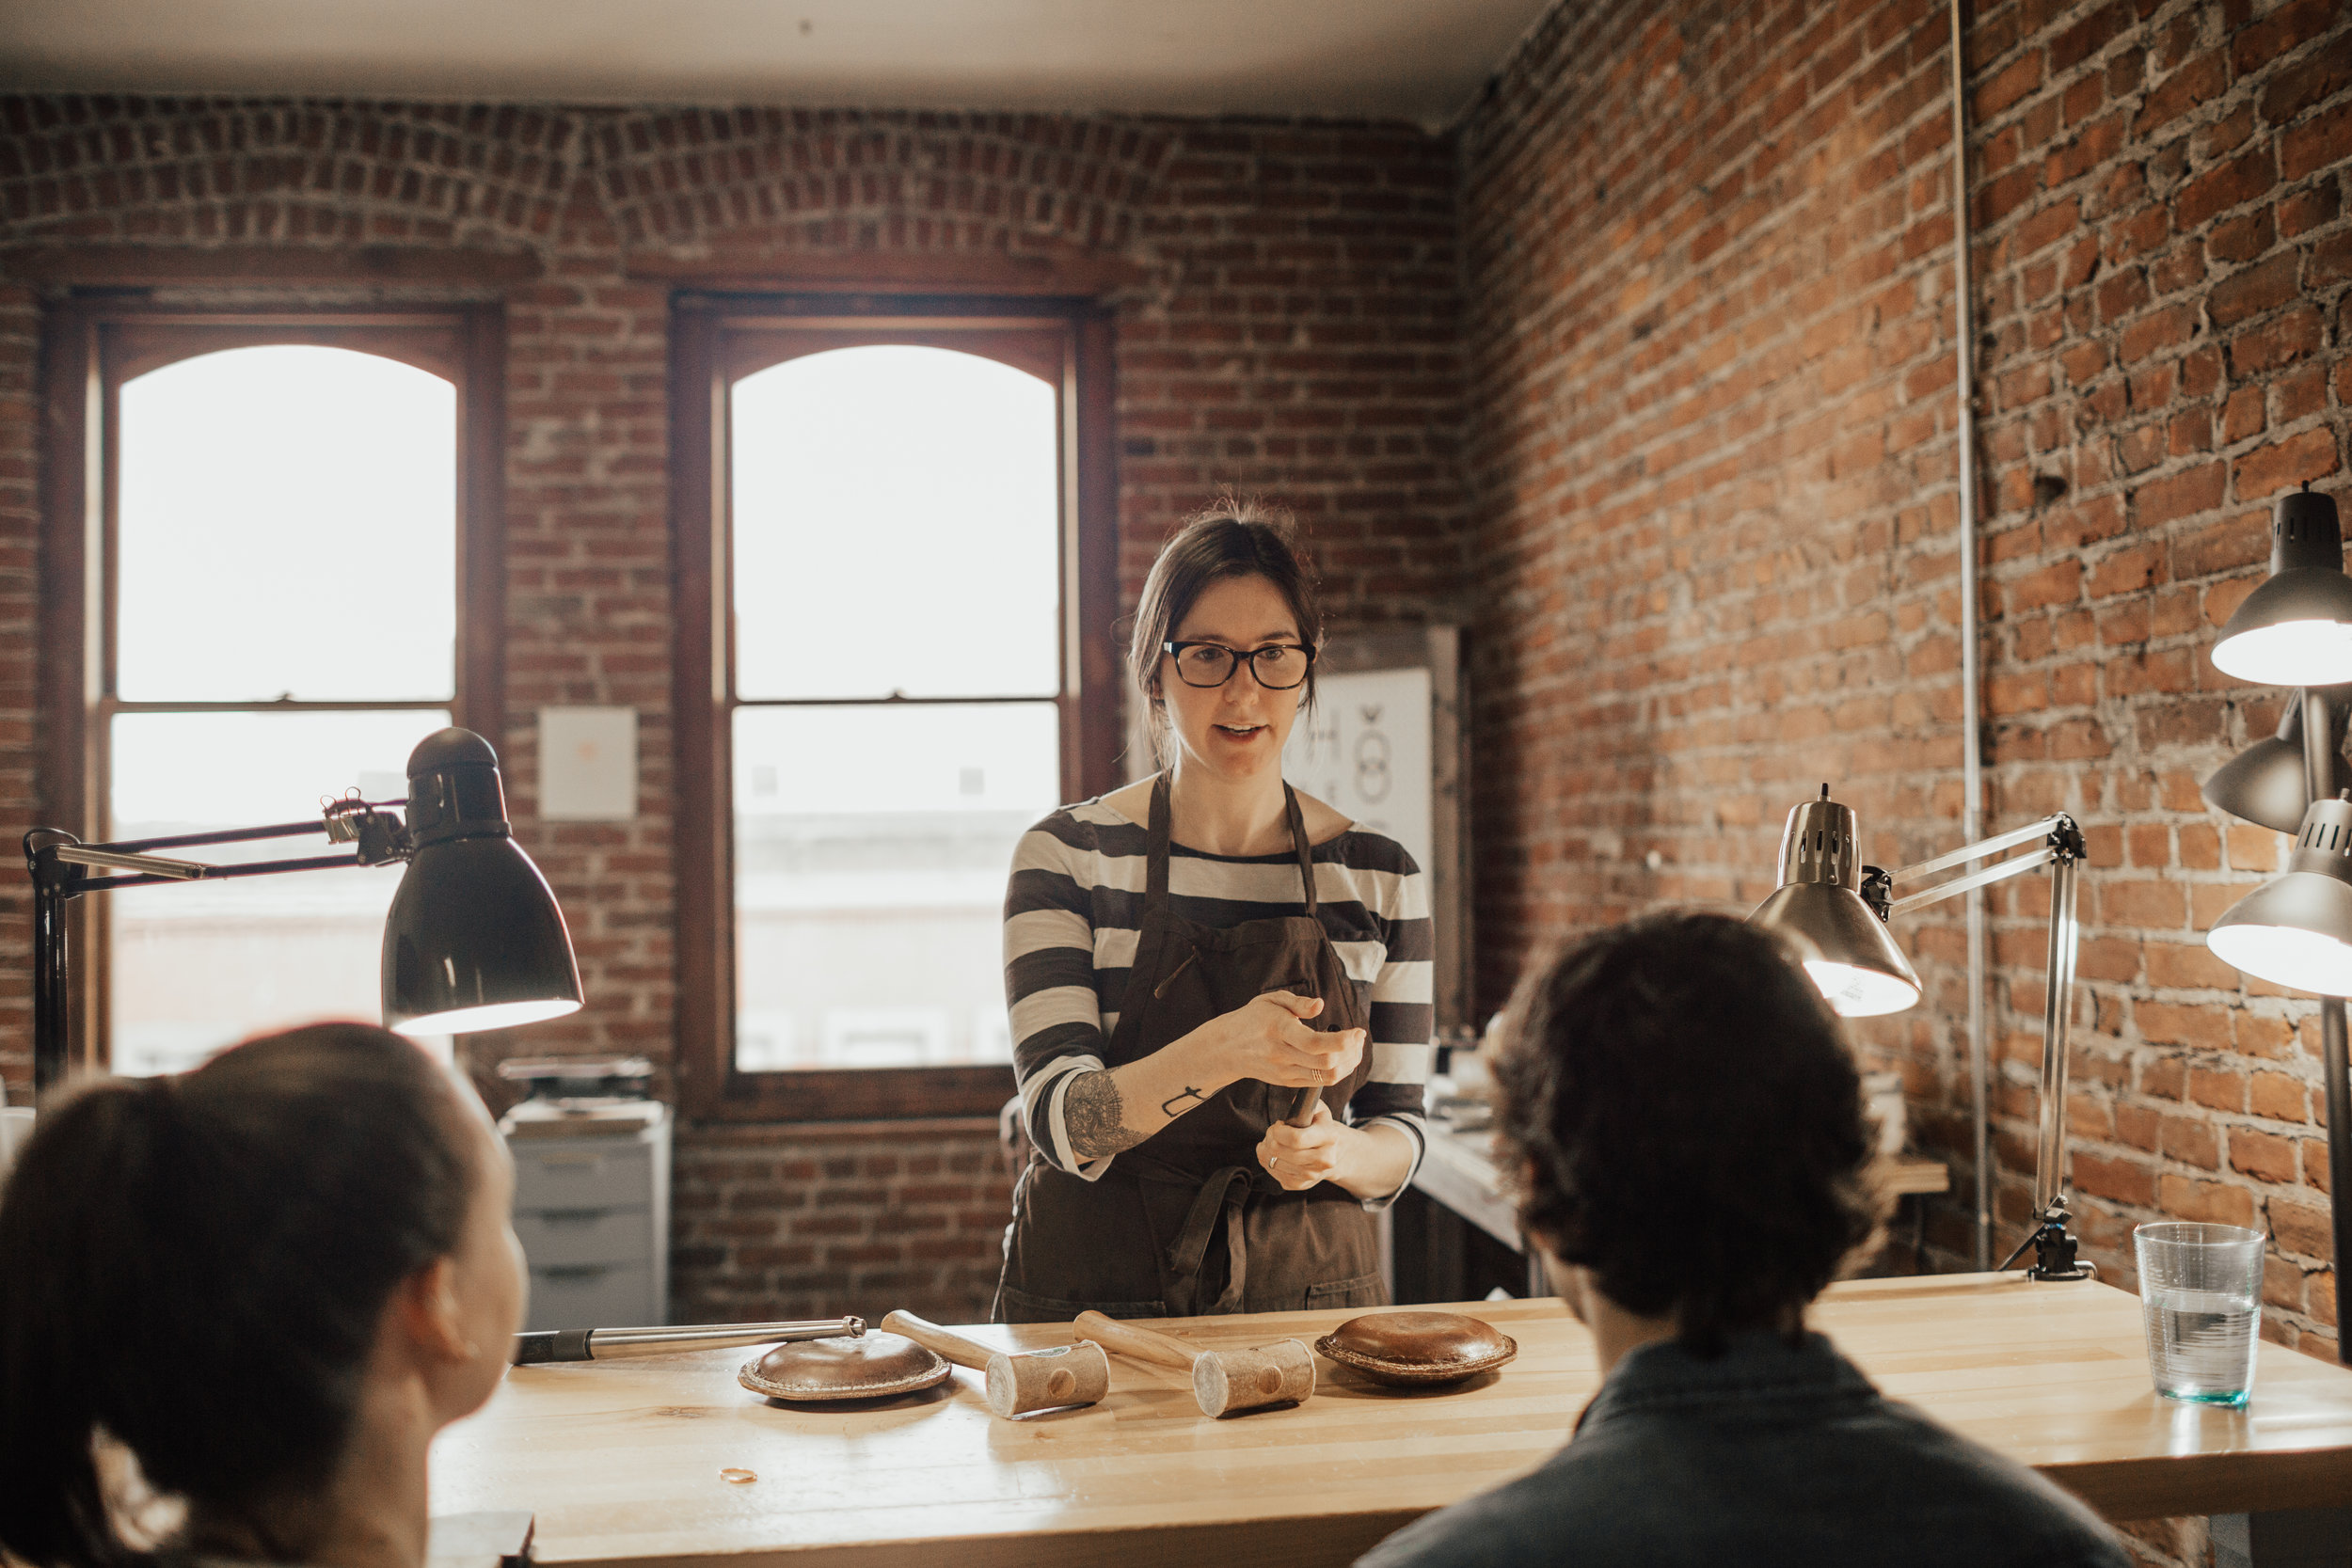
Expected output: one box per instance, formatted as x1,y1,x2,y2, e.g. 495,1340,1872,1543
2135,1222,2265,1406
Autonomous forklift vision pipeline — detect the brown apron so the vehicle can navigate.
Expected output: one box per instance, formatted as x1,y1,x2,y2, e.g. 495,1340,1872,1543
994,775,1386,1323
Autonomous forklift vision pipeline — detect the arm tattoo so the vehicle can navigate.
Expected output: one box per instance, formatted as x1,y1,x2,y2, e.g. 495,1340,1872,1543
1064,1070,1149,1159
1160,1085,1208,1118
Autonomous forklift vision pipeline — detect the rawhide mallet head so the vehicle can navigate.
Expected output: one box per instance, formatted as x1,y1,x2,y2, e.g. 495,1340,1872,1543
983,1341,1112,1418
1073,1310,1316,1418
1191,1338,1316,1417
879,1309,1111,1418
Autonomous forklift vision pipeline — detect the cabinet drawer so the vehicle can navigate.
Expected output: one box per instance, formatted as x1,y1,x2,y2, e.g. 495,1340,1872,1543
526,1262,658,1332
515,1206,652,1268
512,1143,652,1211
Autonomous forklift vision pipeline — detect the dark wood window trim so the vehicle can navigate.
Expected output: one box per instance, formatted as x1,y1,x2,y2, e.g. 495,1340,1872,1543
36,299,507,1075
671,293,1119,1122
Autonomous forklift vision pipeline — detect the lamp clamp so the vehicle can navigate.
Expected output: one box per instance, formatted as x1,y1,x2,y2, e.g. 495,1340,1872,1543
322,792,414,866
1996,1199,2095,1282
1858,865,1894,922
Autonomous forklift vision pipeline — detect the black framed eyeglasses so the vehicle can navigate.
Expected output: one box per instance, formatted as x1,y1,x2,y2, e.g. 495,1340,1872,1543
1163,641,1316,689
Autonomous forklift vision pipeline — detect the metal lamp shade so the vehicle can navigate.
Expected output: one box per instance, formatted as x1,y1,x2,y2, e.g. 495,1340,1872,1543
2207,795,2352,996
2201,692,2349,833
1748,788,1923,1018
2211,572,2352,687
2212,489,2352,687
1751,880,1923,1017
382,836,583,1035
379,727,583,1036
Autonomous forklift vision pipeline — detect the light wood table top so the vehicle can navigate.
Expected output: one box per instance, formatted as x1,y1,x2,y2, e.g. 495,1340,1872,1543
429,1273,2352,1568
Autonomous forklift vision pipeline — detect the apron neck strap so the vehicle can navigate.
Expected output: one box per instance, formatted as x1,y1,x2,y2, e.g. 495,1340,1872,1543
1147,772,1174,908
1283,783,1318,916
1144,772,1320,916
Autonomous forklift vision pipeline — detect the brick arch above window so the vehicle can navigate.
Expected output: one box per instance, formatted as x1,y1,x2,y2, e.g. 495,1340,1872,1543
584,107,1174,253
0,97,578,245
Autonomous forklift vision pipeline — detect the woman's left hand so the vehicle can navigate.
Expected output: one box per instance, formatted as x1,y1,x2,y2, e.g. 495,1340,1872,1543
1257,1101,1350,1192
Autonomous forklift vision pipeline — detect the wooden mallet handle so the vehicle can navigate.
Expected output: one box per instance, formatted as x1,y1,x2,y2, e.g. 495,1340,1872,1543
879,1310,996,1370
1073,1310,1200,1371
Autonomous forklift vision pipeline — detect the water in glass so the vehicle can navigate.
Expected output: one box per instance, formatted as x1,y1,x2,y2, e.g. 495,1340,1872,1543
2140,1285,2257,1406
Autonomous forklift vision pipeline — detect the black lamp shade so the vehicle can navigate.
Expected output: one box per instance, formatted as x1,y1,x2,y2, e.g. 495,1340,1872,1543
1748,789,1922,1018
2208,794,2352,995
2212,489,2352,687
2201,690,2350,833
380,728,583,1036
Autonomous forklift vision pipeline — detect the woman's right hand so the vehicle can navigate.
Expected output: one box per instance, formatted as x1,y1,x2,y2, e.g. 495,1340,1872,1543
1193,991,1365,1091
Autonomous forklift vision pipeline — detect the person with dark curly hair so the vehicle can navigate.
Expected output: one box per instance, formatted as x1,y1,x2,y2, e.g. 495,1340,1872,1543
1358,913,2129,1568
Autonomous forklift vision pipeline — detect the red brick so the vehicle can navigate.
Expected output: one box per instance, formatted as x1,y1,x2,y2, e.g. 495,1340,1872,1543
2230,1127,2299,1184
2234,429,2343,500
2174,147,2277,230
2206,253,2300,326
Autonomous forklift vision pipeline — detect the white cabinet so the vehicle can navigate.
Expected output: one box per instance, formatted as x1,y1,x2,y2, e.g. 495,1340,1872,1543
503,1103,670,1331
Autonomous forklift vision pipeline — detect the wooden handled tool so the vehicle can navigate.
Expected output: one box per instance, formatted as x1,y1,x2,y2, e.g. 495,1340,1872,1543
1073,1310,1315,1417
879,1310,1111,1418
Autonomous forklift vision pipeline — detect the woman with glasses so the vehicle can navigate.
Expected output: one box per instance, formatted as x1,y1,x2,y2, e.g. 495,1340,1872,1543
994,503,1432,1322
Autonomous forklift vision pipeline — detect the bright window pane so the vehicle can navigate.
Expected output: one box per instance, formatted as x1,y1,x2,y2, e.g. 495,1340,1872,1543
734,703,1059,1070
118,345,456,701
108,709,449,1076
732,346,1059,700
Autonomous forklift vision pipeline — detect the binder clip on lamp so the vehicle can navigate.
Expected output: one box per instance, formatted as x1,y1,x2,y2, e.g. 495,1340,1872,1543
24,727,583,1099
2200,483,2352,1367
1749,786,2091,1281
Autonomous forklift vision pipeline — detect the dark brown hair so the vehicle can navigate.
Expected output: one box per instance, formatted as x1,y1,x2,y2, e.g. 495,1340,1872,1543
1127,499,1325,767
1492,912,1885,1356
0,1023,478,1568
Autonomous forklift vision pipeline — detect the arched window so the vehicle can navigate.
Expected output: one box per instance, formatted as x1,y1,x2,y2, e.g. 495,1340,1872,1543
675,300,1118,1119
731,347,1062,1075
40,308,504,1075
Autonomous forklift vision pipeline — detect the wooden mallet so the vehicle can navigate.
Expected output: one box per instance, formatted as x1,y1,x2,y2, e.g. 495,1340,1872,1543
1073,1309,1316,1417
878,1310,1111,1418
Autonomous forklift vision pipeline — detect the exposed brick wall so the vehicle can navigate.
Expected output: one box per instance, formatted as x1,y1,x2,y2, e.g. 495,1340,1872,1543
0,96,1466,1323
672,1118,1012,1325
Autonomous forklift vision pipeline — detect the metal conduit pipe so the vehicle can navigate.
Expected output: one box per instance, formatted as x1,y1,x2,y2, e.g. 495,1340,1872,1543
1948,0,1993,1270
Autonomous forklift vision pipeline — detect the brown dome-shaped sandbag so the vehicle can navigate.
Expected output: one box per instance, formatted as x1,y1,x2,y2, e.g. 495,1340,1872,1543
739,1331,951,1402
1313,1311,1517,1386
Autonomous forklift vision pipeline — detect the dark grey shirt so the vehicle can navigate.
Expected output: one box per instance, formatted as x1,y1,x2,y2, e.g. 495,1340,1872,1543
1357,1328,2132,1568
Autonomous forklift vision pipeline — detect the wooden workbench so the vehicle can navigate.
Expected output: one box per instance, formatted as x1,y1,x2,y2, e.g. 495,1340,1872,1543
429,1273,2352,1568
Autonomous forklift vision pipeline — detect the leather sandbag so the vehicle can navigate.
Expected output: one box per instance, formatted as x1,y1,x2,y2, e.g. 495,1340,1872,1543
1313,1311,1517,1386
738,1332,951,1402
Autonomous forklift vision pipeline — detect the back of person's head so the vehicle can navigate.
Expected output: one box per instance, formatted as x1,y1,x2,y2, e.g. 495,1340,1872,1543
0,1022,480,1568
1493,912,1883,1356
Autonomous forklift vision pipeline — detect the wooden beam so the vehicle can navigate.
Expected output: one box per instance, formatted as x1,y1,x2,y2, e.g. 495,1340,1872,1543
0,245,545,287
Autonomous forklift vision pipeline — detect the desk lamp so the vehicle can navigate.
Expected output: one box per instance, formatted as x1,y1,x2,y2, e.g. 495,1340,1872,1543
1750,786,2090,1280
2200,484,2352,1365
24,727,581,1098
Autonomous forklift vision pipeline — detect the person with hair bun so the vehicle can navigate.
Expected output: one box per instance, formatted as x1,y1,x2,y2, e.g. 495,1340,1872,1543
994,500,1434,1322
1357,914,2129,1568
0,1022,526,1568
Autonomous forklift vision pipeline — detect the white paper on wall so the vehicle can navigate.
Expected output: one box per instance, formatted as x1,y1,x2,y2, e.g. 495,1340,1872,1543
1281,666,1433,875
540,705,639,821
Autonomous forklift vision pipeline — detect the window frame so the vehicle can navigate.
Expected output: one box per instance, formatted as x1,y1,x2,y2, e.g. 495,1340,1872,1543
671,293,1119,1122
36,301,507,1075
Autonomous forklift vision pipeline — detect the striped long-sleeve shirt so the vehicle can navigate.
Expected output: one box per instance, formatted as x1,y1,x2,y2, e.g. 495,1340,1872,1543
1003,795,1434,1205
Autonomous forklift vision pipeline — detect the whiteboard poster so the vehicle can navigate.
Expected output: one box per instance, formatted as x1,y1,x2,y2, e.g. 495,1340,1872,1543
1282,666,1433,876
